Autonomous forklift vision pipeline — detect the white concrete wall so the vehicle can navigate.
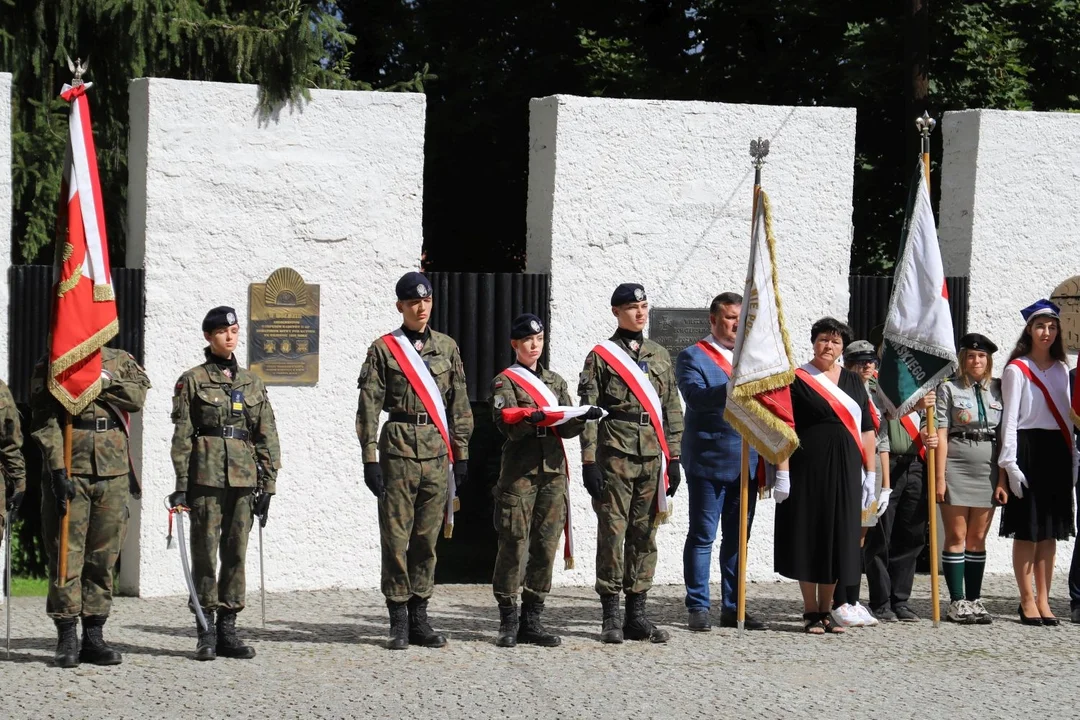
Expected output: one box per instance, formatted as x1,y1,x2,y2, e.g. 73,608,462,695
127,78,426,596
0,73,12,379
940,108,1080,575
527,95,858,585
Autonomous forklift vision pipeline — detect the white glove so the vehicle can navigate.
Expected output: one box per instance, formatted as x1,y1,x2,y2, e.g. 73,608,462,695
1006,466,1028,499
773,470,791,504
875,487,892,518
861,470,876,511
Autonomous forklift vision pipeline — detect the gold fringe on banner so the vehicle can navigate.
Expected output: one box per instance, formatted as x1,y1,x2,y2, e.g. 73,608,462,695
56,265,83,298
93,283,115,302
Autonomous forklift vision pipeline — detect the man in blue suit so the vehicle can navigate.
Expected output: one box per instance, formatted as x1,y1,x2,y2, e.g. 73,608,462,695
676,292,763,631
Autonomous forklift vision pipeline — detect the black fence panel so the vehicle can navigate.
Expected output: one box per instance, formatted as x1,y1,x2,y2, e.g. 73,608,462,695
8,265,146,403
427,272,550,402
848,275,968,350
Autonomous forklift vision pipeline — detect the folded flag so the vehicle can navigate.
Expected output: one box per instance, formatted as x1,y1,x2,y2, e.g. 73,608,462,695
501,406,608,427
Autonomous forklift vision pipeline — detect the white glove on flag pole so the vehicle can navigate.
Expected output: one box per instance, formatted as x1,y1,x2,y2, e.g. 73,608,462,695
724,190,799,464
877,159,957,416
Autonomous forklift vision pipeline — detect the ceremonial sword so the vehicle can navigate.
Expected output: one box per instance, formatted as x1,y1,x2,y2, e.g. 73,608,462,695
165,499,209,633
4,512,11,657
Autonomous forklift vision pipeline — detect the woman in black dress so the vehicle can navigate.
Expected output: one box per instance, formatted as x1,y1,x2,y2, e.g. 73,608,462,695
994,299,1076,626
774,318,877,634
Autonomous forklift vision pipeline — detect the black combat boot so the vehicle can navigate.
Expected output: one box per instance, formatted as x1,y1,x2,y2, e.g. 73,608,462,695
53,618,80,668
387,601,409,650
496,601,518,648
518,601,560,647
79,615,122,665
599,594,624,644
407,596,447,648
216,610,256,659
195,610,217,661
623,592,669,643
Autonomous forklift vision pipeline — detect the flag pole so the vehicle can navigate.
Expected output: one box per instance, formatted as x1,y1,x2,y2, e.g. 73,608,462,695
915,110,941,628
58,414,72,583
737,138,770,636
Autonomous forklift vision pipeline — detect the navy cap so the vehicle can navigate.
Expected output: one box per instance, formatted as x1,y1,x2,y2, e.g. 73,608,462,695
610,283,646,306
959,333,998,354
1021,298,1060,323
511,313,544,340
396,272,432,301
202,306,238,333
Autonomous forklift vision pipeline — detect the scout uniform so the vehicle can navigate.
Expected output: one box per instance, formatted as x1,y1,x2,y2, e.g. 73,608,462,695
356,272,473,649
1,379,27,577
30,347,150,667
170,306,281,661
936,332,1001,624
490,313,602,647
578,283,683,643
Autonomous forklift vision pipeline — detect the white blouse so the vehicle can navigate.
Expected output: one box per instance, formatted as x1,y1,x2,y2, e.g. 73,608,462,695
997,359,1074,473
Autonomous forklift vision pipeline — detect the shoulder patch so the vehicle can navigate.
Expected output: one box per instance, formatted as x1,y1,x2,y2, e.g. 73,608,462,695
493,377,504,389
493,395,505,409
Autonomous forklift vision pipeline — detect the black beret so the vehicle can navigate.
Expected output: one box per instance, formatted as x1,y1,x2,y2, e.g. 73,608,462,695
396,272,432,301
202,306,239,333
610,283,646,306
959,333,998,354
511,313,544,340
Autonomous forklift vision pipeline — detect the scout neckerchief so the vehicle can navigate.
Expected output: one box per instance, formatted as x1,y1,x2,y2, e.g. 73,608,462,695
502,363,589,569
382,328,459,537
695,337,734,376
898,412,927,460
592,340,673,522
1008,358,1073,449
795,363,868,463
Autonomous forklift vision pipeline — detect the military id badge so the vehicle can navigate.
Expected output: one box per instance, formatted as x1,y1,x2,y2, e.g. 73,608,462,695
230,390,245,418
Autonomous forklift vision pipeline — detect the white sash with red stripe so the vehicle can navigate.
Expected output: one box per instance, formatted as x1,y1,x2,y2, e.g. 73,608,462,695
795,363,868,463
898,412,927,460
382,329,458,536
503,364,577,569
103,399,141,494
696,337,734,377
593,341,673,520
1009,358,1074,449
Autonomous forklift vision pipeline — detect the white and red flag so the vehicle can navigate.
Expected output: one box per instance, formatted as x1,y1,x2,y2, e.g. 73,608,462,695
724,190,799,464
47,80,119,414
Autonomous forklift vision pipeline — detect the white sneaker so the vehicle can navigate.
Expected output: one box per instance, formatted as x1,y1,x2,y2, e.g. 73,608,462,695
831,604,859,627
946,599,973,624
968,598,992,625
852,602,878,626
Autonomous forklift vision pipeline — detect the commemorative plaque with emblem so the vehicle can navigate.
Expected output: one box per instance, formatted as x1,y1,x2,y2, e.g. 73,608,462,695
248,268,320,385
649,308,711,358
1050,276,1080,351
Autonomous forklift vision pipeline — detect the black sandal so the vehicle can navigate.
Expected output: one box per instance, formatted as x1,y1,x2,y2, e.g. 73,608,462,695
803,612,825,634
821,614,846,634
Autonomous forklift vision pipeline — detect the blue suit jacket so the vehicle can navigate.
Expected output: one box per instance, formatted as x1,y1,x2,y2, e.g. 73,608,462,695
675,341,757,482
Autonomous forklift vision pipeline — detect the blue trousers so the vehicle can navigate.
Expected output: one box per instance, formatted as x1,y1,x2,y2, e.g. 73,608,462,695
683,473,757,612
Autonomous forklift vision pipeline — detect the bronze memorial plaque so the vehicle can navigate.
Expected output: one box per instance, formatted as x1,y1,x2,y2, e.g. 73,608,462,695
248,268,320,386
649,307,710,358
1050,275,1080,352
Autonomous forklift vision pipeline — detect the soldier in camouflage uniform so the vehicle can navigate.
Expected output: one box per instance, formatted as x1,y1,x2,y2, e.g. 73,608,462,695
579,283,684,643
30,347,150,668
489,313,604,648
169,306,281,661
356,272,473,650
1,379,27,569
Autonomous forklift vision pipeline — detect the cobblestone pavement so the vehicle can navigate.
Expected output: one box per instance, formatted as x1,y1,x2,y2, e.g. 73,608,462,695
3,575,1078,719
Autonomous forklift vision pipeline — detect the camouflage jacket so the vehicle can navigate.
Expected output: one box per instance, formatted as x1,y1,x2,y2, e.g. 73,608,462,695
491,366,586,478
30,347,150,479
578,333,684,463
0,380,26,498
171,352,281,494
356,329,473,463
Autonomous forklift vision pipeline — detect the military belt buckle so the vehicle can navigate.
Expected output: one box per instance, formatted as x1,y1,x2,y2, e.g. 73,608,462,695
221,426,237,439
416,412,429,426
536,426,548,437
95,417,109,432
639,412,651,426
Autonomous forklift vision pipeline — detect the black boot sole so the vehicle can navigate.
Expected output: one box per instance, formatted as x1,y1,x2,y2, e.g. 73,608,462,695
79,651,122,666
409,636,447,648
518,634,561,647
54,656,80,669
495,636,518,648
217,647,257,659
600,631,624,644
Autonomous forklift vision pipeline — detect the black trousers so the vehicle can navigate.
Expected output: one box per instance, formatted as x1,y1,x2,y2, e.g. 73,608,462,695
865,456,927,610
1070,484,1080,609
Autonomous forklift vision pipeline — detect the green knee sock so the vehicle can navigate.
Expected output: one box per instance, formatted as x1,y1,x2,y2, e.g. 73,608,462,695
964,551,986,600
942,552,965,601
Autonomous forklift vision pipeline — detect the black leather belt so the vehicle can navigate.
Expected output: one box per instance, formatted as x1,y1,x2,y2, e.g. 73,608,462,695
954,431,994,442
196,426,250,441
73,416,121,432
389,412,431,425
607,410,652,426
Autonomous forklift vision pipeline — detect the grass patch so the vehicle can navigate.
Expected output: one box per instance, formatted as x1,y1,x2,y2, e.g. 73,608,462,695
10,576,48,597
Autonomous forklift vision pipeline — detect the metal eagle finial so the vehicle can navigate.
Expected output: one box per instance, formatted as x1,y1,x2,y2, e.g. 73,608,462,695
66,55,90,86
750,138,770,170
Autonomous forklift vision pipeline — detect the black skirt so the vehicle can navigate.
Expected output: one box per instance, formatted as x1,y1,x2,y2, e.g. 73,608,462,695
999,429,1076,542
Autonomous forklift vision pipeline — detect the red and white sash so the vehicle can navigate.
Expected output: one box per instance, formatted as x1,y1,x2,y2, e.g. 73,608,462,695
1008,358,1074,449
592,340,673,520
695,337,734,377
382,329,458,537
898,412,927,460
102,399,141,495
503,364,577,569
795,363,868,463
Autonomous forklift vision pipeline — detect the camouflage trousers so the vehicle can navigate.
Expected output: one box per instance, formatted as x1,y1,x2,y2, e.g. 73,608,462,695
188,485,254,614
379,455,448,603
492,472,567,605
594,449,662,596
41,474,130,619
